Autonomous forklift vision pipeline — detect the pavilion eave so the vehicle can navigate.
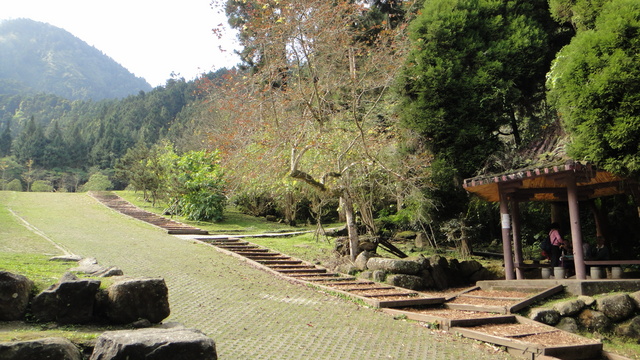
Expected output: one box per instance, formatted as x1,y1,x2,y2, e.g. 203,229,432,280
463,161,629,202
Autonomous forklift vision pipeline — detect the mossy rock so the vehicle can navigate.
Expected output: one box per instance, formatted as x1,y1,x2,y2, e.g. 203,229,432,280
394,231,417,240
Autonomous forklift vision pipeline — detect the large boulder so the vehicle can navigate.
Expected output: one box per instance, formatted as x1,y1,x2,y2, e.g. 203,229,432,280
553,299,585,317
358,270,373,280
89,328,216,360
469,268,494,283
577,309,613,332
411,255,430,270
430,264,449,290
556,317,579,333
334,263,357,275
630,290,640,309
386,274,424,290
615,316,640,340
372,270,386,282
420,269,436,289
334,237,377,256
0,337,82,360
0,271,33,321
458,260,483,278
529,308,560,326
70,257,123,277
31,273,101,324
354,251,375,271
429,255,449,268
577,295,596,307
596,294,636,322
100,278,170,324
49,255,83,262
366,258,421,275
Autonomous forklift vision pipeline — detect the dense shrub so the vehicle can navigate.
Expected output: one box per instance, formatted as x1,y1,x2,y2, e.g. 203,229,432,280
4,179,23,191
31,180,53,192
174,150,226,222
80,173,113,192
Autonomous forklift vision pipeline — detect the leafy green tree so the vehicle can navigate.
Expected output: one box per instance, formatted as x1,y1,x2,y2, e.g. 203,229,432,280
0,157,23,189
115,141,162,203
548,0,609,31
173,150,226,222
217,0,419,259
547,0,640,175
398,0,560,219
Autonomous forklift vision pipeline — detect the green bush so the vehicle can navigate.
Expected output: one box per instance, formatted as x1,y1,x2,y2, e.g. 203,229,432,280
31,180,54,192
173,150,226,222
4,179,23,191
80,173,113,192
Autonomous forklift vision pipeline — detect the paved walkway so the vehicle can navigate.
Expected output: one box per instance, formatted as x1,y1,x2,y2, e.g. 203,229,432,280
4,193,511,359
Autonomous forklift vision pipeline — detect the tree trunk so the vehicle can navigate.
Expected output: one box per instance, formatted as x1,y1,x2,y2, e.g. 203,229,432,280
342,192,359,261
338,197,346,222
459,218,472,258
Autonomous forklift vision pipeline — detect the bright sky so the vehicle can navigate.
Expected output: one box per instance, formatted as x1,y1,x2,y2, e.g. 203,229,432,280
0,0,240,87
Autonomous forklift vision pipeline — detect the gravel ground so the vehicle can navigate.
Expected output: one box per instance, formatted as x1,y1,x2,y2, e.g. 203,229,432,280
2,192,514,359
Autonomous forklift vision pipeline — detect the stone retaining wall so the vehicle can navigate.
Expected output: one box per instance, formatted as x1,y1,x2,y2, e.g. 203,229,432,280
337,252,495,290
530,291,640,340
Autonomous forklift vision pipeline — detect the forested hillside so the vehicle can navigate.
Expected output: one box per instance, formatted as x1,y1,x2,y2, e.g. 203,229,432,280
1,0,639,258
0,19,151,100
0,70,227,192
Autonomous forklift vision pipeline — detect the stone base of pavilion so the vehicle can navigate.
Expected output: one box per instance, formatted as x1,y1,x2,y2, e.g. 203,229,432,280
478,279,640,296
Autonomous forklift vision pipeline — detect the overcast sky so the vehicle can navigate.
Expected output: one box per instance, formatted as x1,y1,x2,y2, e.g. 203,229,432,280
0,0,240,87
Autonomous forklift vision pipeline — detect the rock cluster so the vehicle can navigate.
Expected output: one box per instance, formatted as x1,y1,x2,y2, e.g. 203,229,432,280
0,264,217,359
0,328,217,360
351,252,494,290
4,271,171,326
529,291,640,339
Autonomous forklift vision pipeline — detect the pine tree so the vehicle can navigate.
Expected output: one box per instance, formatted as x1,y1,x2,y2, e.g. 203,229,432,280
13,116,48,166
0,120,12,157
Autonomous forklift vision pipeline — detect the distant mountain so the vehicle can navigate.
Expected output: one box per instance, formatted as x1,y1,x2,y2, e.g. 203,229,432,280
0,18,152,100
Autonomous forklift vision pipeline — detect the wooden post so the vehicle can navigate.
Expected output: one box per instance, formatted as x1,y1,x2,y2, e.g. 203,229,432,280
500,191,515,280
510,199,525,280
551,202,563,224
566,174,586,279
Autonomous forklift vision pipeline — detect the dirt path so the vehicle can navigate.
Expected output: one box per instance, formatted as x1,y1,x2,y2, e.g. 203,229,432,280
1,192,512,359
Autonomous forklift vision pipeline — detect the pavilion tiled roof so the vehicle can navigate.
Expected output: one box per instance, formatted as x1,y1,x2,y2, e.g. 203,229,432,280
463,161,632,202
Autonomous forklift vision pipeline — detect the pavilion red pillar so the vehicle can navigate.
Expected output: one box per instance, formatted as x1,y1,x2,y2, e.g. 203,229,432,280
500,191,515,280
510,199,524,280
566,174,586,279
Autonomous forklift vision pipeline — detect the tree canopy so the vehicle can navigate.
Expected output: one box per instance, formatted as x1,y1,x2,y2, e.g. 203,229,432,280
547,0,640,176
397,0,564,218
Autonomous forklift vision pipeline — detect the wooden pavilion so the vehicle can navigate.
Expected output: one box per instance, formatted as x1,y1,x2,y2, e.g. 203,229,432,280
463,160,638,280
